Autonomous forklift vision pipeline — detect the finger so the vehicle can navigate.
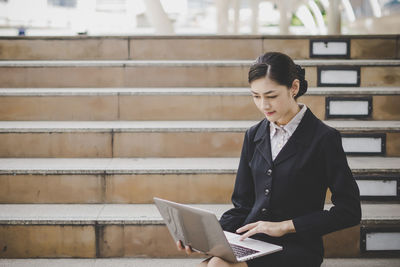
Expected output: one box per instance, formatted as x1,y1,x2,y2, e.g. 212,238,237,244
236,223,256,233
177,240,182,250
237,221,260,234
239,227,258,241
236,221,258,233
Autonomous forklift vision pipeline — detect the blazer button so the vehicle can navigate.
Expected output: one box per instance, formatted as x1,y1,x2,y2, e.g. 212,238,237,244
261,208,267,212
267,169,272,176
265,189,270,196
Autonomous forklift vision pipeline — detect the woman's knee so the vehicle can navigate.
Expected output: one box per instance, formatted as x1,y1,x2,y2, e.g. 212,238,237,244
206,257,247,267
207,257,230,267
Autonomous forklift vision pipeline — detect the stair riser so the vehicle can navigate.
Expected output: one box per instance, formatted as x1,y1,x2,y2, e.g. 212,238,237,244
0,174,235,204
0,132,399,158
1,66,400,88
0,95,399,121
0,37,397,60
0,39,128,60
0,174,397,204
0,96,120,121
0,224,373,258
0,174,105,204
0,225,95,258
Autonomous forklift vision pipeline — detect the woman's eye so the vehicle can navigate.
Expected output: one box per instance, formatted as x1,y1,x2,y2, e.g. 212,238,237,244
268,95,277,99
252,95,260,98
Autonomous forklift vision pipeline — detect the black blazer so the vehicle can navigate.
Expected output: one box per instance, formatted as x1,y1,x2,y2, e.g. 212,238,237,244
219,108,361,257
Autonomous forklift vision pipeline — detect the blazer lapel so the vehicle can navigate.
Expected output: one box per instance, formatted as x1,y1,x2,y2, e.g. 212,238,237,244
273,109,315,166
253,119,273,168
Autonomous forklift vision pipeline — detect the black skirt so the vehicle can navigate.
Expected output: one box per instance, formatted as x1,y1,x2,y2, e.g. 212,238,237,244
246,241,323,267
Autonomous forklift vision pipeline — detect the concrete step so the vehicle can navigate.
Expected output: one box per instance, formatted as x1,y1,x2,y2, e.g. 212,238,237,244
0,87,399,121
0,60,399,88
2,259,204,267
0,120,399,158
0,157,398,204
0,203,398,258
0,35,398,60
1,258,400,267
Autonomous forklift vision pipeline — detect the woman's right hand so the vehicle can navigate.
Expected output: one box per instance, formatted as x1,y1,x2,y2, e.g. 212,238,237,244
176,240,198,255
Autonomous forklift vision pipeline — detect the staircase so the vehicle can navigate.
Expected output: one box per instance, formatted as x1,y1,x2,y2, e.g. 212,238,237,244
0,35,399,266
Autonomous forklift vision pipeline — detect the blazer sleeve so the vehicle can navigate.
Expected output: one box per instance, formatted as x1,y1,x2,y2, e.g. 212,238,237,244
219,130,255,232
292,129,362,237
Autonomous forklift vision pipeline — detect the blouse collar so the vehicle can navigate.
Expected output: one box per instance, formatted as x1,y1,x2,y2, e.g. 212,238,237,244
270,103,307,137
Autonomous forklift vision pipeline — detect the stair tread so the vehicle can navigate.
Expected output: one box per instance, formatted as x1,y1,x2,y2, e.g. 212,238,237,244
0,157,399,174
0,203,398,225
0,258,399,267
0,120,399,132
1,59,400,67
1,87,400,96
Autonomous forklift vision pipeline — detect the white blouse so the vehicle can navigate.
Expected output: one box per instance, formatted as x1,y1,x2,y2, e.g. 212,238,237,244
270,103,307,161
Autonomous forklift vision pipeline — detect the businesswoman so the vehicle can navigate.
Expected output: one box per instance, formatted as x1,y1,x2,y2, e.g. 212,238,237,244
177,52,361,267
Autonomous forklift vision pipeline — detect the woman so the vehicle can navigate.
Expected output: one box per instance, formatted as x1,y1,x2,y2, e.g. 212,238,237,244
178,52,361,267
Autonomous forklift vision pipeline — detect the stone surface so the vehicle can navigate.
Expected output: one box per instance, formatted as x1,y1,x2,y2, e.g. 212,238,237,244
0,35,399,61
130,38,262,60
112,132,243,157
0,157,399,175
0,225,95,258
0,174,103,204
0,67,126,88
0,258,399,267
387,133,400,157
1,88,399,121
0,120,398,133
0,204,398,258
118,94,261,121
0,59,399,67
323,225,360,257
0,132,112,157
351,39,397,59
0,204,398,225
373,95,400,120
104,174,235,204
263,39,309,59
0,96,119,121
1,258,400,267
361,67,400,87
0,39,128,60
1,87,398,96
0,121,399,157
1,64,399,87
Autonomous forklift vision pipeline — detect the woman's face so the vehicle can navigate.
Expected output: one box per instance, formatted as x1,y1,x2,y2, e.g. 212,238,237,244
250,76,299,125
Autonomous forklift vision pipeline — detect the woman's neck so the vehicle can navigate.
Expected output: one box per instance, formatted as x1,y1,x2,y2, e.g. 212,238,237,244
275,103,301,126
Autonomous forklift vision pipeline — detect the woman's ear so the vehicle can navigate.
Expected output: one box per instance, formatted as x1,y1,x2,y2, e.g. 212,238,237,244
291,79,300,97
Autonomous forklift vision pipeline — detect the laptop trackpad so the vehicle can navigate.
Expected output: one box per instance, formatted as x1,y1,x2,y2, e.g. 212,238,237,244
224,231,282,253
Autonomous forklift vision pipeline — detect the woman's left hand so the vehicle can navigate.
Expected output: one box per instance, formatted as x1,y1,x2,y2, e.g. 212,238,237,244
236,220,295,241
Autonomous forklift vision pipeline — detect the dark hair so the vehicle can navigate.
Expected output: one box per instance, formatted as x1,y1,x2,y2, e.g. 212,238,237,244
248,52,308,99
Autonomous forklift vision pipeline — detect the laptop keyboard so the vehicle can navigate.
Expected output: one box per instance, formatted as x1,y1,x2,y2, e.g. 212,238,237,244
230,243,259,258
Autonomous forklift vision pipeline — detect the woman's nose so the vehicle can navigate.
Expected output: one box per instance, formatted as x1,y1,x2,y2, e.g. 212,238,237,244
261,98,271,109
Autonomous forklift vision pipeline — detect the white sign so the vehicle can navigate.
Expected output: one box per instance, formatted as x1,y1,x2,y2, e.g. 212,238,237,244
366,232,400,251
329,100,369,116
320,70,359,85
342,137,382,153
357,180,397,196
312,42,348,56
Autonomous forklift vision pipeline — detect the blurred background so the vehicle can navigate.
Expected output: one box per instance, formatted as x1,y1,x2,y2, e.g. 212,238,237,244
0,0,399,36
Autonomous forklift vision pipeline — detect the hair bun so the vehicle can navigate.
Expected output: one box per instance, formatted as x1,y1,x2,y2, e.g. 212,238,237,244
295,64,308,98
295,64,305,79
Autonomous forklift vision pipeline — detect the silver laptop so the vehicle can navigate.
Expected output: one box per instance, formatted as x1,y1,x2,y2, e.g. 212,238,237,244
154,197,282,263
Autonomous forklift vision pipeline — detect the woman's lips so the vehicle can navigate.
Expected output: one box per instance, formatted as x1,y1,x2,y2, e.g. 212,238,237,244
265,111,275,116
